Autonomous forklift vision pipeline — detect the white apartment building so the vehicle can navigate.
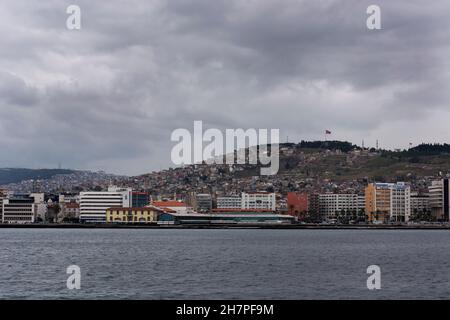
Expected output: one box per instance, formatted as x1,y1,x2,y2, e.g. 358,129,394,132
318,193,365,219
390,183,411,222
2,194,36,224
241,192,276,211
0,188,7,223
79,186,132,223
217,195,242,209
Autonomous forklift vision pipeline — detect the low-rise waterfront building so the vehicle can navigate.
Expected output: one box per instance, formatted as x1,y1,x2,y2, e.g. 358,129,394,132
216,195,242,209
158,210,294,225
106,207,162,223
152,201,194,214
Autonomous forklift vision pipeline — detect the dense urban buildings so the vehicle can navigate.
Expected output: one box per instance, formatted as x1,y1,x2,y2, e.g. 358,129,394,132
0,181,446,224
0,179,448,224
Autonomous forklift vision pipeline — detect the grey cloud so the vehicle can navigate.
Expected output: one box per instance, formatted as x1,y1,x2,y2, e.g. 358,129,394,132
0,72,39,106
0,0,449,174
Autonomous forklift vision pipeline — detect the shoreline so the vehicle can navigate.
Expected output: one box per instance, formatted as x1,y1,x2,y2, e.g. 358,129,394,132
0,223,450,230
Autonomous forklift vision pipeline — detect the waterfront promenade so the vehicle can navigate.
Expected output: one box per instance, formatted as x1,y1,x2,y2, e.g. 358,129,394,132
1,223,450,230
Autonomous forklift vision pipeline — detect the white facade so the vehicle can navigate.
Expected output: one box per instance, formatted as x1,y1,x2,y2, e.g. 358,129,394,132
428,179,450,220
79,186,132,223
0,189,7,223
390,183,411,222
2,195,36,224
429,180,443,208
59,194,80,204
371,182,411,222
217,195,242,209
241,192,276,211
318,193,364,219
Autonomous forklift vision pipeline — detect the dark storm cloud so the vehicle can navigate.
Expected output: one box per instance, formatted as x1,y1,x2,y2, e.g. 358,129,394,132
0,0,449,174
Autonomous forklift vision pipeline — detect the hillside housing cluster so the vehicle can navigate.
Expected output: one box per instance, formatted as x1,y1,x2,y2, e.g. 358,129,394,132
0,178,448,225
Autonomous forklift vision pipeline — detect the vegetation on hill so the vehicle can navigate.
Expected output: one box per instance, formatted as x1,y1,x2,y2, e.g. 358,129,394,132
0,168,75,185
235,141,450,183
294,140,358,152
405,143,450,155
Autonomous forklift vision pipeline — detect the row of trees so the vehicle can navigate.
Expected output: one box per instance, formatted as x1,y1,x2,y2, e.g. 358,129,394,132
409,208,435,222
299,208,367,224
35,204,79,223
297,208,436,224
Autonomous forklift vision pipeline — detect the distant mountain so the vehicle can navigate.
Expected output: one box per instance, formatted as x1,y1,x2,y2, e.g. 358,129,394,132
0,168,76,185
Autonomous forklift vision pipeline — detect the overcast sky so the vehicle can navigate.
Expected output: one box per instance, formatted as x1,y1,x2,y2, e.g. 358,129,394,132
0,0,449,175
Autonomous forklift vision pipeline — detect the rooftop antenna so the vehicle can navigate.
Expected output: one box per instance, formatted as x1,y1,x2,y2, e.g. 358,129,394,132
376,139,379,150
362,139,365,149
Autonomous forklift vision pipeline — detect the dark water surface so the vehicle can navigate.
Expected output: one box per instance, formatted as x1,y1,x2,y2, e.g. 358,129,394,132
1,228,449,299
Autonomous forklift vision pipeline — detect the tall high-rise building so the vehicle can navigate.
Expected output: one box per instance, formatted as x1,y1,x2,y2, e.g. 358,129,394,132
79,186,132,223
365,182,411,223
428,179,450,221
